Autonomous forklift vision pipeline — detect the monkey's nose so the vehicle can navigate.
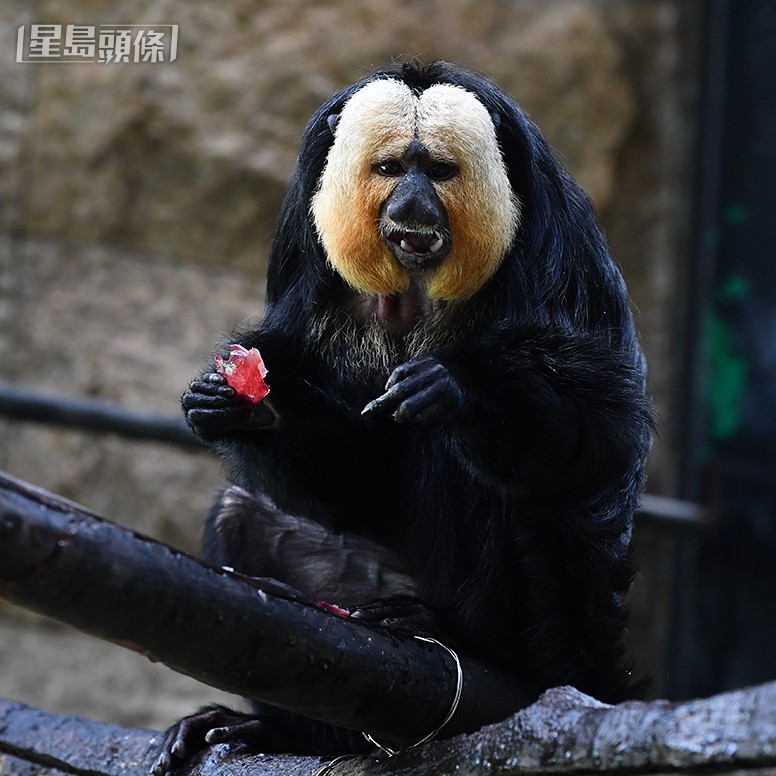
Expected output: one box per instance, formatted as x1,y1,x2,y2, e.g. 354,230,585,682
384,172,447,226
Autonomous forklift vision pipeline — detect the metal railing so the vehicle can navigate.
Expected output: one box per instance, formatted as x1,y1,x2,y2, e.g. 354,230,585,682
0,383,200,449
0,382,704,526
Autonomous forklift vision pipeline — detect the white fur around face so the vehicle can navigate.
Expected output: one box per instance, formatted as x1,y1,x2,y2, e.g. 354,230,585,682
311,79,520,300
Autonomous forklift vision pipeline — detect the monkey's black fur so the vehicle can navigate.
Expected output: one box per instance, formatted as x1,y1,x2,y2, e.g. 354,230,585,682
156,61,652,770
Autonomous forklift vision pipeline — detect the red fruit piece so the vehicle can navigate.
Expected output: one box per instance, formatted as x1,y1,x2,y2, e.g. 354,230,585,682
317,601,351,618
214,344,270,405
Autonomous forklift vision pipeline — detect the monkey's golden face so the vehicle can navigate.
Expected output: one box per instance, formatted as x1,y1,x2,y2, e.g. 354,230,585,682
311,79,520,301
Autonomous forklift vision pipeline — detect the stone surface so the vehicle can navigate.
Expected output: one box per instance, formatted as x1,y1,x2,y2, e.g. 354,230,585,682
0,242,257,728
0,0,700,733
0,3,32,235
21,1,637,269
0,606,247,731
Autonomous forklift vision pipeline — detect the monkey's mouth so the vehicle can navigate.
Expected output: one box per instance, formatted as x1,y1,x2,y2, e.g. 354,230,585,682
382,227,451,270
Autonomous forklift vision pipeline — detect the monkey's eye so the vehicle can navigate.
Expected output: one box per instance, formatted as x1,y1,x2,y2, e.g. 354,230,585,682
427,162,459,181
374,160,405,177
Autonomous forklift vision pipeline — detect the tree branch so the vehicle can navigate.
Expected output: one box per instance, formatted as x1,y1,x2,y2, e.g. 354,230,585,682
0,469,528,748
0,697,158,776
3,683,776,775
2,473,775,774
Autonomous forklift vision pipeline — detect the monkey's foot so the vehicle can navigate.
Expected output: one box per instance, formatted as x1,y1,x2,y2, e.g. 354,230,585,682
350,596,440,637
151,705,278,775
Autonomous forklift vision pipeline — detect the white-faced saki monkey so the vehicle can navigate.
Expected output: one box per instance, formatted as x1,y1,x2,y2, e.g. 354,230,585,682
153,60,652,773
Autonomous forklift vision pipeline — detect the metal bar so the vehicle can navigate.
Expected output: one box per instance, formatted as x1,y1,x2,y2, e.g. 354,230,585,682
0,383,201,449
0,383,704,525
638,493,706,527
676,0,730,501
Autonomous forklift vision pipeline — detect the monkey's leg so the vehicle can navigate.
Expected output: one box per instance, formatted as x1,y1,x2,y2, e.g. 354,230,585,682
209,488,454,638
203,485,418,605
152,488,424,773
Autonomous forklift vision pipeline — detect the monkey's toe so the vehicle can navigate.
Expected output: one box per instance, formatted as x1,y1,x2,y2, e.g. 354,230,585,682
151,706,275,775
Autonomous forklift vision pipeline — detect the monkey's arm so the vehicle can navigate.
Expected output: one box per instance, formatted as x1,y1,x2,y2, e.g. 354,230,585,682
183,330,387,530
364,326,652,496
181,325,322,444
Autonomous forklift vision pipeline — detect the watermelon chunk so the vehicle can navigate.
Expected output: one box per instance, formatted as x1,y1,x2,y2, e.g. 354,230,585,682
214,344,270,405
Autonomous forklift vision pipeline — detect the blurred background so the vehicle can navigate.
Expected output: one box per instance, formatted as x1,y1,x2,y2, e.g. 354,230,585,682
1,0,774,732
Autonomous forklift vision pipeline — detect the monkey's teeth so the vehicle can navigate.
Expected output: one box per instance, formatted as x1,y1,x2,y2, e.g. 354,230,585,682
400,239,413,252
430,235,444,253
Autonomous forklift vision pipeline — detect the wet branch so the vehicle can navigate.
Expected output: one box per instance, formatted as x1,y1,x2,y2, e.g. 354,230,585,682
3,683,776,775
0,469,527,747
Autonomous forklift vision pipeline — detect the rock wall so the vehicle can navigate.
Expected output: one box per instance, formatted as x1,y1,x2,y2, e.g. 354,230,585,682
0,0,701,728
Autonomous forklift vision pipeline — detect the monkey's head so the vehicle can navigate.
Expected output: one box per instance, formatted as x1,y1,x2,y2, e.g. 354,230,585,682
310,77,520,302
267,62,626,345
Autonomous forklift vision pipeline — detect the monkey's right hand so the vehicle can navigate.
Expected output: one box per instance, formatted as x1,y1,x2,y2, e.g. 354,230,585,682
182,373,279,441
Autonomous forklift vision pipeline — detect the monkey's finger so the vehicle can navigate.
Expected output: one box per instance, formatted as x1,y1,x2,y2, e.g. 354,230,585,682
361,384,431,422
186,405,246,421
361,390,398,417
362,368,442,417
385,358,446,391
185,407,250,437
196,372,231,389
150,748,174,776
182,389,236,410
203,371,229,383
393,383,449,424
151,705,249,775
185,377,233,397
361,382,410,416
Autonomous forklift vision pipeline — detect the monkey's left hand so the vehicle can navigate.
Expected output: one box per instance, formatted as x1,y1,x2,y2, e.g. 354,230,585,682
362,355,465,426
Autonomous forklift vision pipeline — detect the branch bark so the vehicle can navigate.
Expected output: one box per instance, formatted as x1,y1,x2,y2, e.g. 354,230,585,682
0,697,159,776
2,466,775,773
0,469,527,747
3,683,776,776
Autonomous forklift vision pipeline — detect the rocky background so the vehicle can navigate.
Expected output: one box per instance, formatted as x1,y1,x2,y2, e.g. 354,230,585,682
0,1,701,730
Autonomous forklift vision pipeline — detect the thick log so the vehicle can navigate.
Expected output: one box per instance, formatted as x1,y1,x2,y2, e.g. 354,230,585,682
0,470,528,748
3,683,776,775
366,682,776,776
0,698,157,776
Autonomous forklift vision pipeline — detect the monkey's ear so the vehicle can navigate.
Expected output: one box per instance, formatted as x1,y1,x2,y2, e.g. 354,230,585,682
326,113,340,135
